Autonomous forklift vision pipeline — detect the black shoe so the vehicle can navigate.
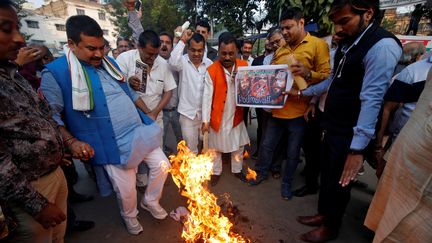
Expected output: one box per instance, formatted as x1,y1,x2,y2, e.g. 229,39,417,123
69,191,94,203
294,185,318,197
210,175,221,187
271,171,281,179
233,172,247,183
72,220,95,232
248,175,267,186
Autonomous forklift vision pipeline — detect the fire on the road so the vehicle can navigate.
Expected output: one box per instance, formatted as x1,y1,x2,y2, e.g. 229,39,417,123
169,141,247,242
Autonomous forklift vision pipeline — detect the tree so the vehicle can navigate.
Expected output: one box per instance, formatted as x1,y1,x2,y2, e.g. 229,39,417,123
199,0,260,37
106,0,131,38
107,0,187,39
264,0,334,36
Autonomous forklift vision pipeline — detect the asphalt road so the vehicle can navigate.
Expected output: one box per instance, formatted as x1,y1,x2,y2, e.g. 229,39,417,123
66,119,377,243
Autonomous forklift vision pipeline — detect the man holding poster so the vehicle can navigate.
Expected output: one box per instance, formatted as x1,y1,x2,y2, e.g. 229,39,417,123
249,7,331,201
202,32,250,186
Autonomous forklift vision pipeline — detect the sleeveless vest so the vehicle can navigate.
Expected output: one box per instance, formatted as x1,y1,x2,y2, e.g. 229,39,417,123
207,59,247,132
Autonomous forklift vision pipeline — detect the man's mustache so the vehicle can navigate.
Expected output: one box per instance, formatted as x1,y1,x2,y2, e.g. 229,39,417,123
161,46,168,51
91,57,102,61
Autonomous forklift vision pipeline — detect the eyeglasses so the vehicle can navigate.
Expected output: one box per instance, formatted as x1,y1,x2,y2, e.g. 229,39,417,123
269,38,282,46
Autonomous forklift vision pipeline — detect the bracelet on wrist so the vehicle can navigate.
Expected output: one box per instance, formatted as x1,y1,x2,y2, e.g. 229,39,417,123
349,149,363,155
297,90,302,99
64,137,78,147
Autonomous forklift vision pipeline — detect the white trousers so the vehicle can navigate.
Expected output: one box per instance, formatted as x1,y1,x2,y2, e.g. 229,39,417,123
179,114,202,154
212,146,244,175
104,147,170,218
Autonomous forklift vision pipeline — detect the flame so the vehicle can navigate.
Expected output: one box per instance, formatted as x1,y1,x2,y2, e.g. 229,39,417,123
243,150,249,159
245,167,257,181
169,141,247,243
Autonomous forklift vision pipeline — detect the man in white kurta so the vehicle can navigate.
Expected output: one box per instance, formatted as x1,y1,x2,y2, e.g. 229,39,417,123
168,31,213,154
202,32,250,186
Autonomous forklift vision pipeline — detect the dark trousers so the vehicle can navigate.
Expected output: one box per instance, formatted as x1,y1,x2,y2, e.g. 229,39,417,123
302,108,322,188
255,109,285,172
317,131,353,229
257,116,306,185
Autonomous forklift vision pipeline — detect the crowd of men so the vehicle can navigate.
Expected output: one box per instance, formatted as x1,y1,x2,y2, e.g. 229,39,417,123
1,0,431,242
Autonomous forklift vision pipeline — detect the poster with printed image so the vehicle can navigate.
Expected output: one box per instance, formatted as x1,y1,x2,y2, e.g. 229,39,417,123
235,64,293,108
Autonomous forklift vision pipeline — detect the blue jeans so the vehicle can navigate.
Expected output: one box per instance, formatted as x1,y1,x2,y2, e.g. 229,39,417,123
256,116,306,186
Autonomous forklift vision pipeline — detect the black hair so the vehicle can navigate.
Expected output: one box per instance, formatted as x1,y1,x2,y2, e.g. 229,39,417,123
187,33,205,47
104,38,109,46
116,36,130,46
195,20,211,32
280,7,304,22
330,0,380,20
138,30,161,48
218,32,237,48
242,39,254,47
66,15,103,43
0,0,15,9
159,31,174,43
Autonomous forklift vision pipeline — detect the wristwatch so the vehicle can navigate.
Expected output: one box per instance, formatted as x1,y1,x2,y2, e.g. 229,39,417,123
349,149,363,155
305,71,312,81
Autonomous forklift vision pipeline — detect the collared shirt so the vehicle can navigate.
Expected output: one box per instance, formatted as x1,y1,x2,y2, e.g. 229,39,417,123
301,37,402,150
263,53,273,65
41,66,151,196
168,40,213,120
385,58,431,139
0,63,63,216
116,50,177,121
241,55,254,66
271,32,331,119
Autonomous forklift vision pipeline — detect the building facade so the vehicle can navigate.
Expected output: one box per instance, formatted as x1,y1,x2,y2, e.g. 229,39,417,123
20,0,117,51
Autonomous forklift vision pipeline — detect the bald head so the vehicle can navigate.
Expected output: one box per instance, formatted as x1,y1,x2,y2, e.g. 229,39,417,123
400,42,426,65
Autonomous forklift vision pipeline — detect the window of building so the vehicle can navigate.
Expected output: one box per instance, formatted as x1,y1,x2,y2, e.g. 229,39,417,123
98,12,106,20
55,24,66,31
103,29,109,36
26,20,39,29
31,39,45,44
76,8,85,15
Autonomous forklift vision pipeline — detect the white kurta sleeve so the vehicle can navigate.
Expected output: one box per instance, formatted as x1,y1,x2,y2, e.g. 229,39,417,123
202,72,214,123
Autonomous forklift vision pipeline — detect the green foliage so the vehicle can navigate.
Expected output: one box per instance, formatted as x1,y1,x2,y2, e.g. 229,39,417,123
381,18,397,33
105,0,131,38
265,0,334,36
106,0,185,39
140,0,184,33
107,0,261,39
199,0,259,37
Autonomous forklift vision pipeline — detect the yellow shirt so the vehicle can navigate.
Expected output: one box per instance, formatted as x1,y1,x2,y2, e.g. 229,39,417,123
272,32,331,119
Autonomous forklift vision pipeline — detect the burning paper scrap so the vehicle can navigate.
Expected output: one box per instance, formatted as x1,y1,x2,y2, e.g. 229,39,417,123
169,140,248,243
169,206,190,222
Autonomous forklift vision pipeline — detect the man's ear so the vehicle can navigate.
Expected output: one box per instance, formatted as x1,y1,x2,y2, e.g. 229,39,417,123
299,18,305,28
67,39,76,50
364,8,374,22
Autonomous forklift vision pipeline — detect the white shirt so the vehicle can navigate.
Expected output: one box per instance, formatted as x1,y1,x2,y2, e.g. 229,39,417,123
168,41,213,120
202,65,250,152
116,50,177,122
241,55,254,66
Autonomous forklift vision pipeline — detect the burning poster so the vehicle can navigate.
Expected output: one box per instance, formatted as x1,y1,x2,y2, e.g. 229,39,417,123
235,64,293,108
